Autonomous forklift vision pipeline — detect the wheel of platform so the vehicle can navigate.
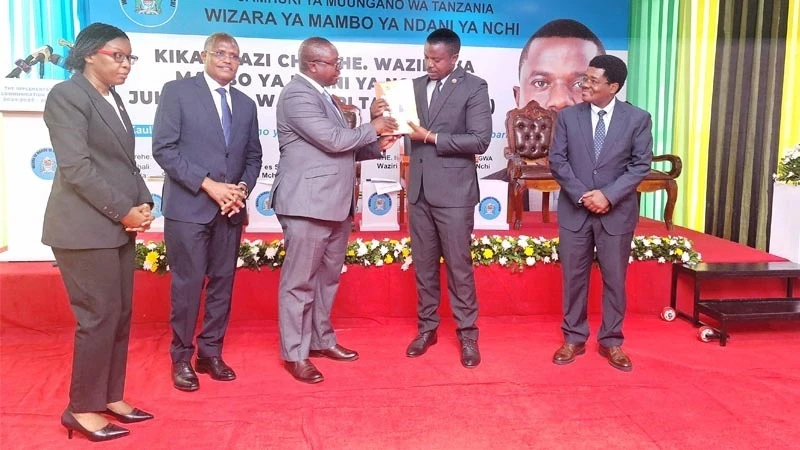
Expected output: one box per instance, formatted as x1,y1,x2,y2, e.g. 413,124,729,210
698,326,717,342
660,307,676,322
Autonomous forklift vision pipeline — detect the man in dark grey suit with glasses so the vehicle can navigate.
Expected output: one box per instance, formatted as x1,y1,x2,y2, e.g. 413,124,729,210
270,37,398,384
549,55,652,372
153,32,262,391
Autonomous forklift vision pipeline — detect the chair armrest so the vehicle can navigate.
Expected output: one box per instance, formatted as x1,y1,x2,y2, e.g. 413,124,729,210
652,154,682,178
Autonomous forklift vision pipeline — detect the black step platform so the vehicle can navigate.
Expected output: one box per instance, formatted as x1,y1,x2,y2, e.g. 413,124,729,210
670,261,800,346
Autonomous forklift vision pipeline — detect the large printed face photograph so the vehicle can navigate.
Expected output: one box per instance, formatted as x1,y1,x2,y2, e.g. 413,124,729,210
514,19,606,112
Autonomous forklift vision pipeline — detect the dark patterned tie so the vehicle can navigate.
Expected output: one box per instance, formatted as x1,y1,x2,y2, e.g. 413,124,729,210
594,110,607,158
216,87,232,146
429,80,442,108
323,90,343,120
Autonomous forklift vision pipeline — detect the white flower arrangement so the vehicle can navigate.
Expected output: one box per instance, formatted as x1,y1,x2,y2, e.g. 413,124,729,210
774,143,800,186
135,234,702,274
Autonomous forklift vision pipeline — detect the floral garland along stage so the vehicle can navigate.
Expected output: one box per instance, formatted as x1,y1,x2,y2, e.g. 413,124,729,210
773,143,800,186
135,235,702,275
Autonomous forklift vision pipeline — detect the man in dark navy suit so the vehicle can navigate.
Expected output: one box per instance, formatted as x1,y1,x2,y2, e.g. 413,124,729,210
152,32,262,391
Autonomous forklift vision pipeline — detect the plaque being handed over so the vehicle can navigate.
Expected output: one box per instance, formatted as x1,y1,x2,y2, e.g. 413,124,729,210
375,79,419,135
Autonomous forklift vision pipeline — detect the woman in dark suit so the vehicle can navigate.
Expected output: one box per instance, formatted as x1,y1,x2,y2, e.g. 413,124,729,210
43,22,155,442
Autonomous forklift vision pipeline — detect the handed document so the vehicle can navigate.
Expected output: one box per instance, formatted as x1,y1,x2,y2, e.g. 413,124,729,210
375,79,419,135
366,177,403,194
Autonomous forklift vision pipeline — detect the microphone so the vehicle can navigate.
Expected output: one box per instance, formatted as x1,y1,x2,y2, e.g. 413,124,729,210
58,38,74,49
6,45,53,78
49,53,68,70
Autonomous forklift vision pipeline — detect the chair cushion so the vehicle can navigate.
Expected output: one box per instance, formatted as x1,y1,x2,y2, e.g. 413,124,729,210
513,115,553,160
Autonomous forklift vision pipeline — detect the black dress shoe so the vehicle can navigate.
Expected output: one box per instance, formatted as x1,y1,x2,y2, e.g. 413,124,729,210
195,356,237,381
406,330,437,357
284,359,324,384
61,409,130,442
103,407,154,424
460,338,481,368
172,361,199,392
309,344,359,361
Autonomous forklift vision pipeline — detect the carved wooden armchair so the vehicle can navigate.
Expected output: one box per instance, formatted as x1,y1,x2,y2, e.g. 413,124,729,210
504,100,558,229
505,99,683,230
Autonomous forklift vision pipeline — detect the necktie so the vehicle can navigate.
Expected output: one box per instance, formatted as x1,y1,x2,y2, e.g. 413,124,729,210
594,110,607,158
216,87,232,146
429,80,442,108
324,91,343,120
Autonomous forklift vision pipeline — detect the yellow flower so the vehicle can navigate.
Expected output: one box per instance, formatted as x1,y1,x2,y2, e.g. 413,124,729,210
279,250,286,256
347,249,355,256
482,249,494,259
675,248,684,256
401,248,410,257
471,251,476,260
389,239,399,245
524,247,534,256
150,263,159,273
145,251,159,263
544,241,551,248
384,255,393,264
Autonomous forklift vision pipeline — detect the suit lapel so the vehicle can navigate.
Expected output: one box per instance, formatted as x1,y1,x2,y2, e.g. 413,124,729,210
414,76,429,126
194,74,227,148
577,103,596,164
110,88,135,150
294,76,347,127
597,98,627,165
428,67,464,124
229,87,246,148
72,73,136,166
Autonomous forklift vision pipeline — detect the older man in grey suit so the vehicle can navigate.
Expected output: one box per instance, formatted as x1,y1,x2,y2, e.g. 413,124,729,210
548,55,653,372
270,37,398,383
404,29,492,368
153,32,263,391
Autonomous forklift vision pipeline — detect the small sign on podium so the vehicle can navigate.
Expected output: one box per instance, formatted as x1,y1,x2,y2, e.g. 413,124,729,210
473,180,509,230
246,181,282,232
359,179,400,231
144,178,165,232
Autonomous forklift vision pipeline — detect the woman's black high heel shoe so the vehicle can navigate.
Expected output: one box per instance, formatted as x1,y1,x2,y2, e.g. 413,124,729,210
103,407,154,423
60,410,130,442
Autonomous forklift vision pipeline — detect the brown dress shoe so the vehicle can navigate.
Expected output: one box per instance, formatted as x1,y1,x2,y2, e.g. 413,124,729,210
552,342,586,365
309,344,359,361
284,359,324,384
406,330,437,357
599,345,633,372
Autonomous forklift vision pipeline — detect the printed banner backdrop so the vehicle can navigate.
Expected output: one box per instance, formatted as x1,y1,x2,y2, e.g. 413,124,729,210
84,0,629,183
1,1,630,260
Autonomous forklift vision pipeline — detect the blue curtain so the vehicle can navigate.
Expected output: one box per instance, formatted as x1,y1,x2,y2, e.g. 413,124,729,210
7,0,78,80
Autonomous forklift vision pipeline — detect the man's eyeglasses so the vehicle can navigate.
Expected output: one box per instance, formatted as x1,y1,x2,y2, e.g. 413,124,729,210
579,75,612,87
312,57,344,69
208,50,241,62
96,49,139,65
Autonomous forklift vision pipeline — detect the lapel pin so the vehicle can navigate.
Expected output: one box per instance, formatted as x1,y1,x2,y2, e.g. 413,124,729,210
451,79,457,84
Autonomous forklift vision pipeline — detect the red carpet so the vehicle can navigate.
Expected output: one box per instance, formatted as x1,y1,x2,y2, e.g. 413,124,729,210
2,213,799,448
2,316,800,449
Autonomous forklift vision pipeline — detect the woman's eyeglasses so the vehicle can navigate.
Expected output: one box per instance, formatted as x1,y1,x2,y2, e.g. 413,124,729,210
96,49,139,65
